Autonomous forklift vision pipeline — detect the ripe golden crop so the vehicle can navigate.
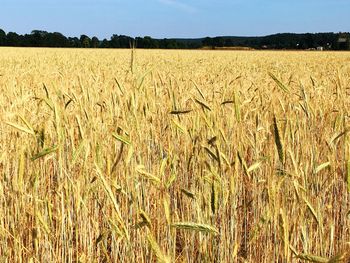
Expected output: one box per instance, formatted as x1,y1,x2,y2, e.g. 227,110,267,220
0,47,350,262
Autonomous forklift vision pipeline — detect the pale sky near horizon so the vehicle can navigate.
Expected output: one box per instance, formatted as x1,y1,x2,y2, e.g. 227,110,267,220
1,0,349,39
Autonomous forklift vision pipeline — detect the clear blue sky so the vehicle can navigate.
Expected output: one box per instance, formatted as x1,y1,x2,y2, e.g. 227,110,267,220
1,0,349,39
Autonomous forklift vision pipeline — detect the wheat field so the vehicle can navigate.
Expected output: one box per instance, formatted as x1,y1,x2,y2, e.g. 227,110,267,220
0,47,350,262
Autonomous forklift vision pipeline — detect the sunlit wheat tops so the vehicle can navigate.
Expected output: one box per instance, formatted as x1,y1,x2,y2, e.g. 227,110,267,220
0,47,350,262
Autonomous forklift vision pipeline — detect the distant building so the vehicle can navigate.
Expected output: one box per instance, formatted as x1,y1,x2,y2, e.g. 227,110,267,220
317,46,324,51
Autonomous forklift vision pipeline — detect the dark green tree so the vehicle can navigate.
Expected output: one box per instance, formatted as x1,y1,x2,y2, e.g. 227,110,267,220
46,32,68,47
91,36,100,48
0,29,6,46
68,37,81,47
202,37,213,48
6,32,20,46
30,30,48,46
100,39,109,48
80,35,91,48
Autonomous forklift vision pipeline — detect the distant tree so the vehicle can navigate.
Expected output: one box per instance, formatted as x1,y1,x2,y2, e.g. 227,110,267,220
31,30,48,37
202,37,213,48
0,29,6,46
30,30,48,46
305,33,315,48
6,32,20,46
144,36,158,48
100,38,109,48
80,35,91,48
213,37,225,47
336,32,350,50
188,41,202,49
44,32,68,47
69,37,81,47
135,36,158,48
110,35,134,48
91,36,100,48
224,38,233,47
0,30,345,50
110,34,120,48
166,39,178,49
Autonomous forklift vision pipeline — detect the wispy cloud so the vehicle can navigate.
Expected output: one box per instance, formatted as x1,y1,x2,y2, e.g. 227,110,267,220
157,0,196,13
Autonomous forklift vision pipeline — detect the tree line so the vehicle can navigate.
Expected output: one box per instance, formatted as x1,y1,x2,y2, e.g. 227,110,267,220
0,29,349,50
